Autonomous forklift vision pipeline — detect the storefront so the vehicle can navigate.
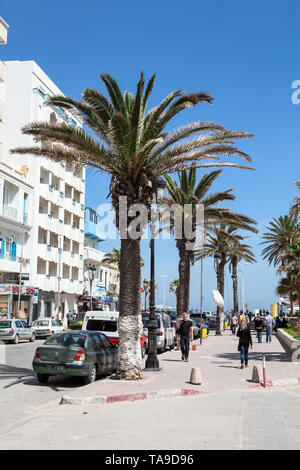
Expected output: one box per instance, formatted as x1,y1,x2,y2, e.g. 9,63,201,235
0,284,36,322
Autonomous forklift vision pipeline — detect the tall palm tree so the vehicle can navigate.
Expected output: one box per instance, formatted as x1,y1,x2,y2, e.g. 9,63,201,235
142,279,158,310
205,223,257,333
228,231,256,313
261,215,299,267
164,168,256,322
11,72,254,379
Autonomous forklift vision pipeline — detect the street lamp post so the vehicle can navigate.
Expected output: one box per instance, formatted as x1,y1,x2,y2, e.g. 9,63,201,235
145,177,166,372
214,252,222,335
87,264,96,312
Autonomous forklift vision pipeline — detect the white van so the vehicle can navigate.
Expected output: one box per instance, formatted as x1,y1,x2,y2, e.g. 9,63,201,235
82,311,147,357
142,312,175,352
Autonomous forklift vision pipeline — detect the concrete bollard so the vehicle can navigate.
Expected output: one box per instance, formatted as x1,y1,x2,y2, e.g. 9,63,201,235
252,365,263,383
189,367,202,385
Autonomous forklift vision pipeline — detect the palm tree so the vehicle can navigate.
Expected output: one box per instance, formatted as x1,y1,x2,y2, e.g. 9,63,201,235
11,72,254,379
102,248,121,269
228,231,256,313
276,275,300,316
142,279,158,310
169,279,180,295
164,167,256,322
205,223,257,333
261,215,299,267
102,248,144,269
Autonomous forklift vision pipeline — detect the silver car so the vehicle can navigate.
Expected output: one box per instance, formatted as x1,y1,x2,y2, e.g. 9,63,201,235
142,312,175,352
0,319,35,344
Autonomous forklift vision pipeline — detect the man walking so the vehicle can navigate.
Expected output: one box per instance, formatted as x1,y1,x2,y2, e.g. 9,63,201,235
231,312,238,335
254,314,263,343
264,311,275,343
177,313,193,362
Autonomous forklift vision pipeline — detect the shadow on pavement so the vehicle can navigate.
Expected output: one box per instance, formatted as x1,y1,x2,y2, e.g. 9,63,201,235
0,364,104,391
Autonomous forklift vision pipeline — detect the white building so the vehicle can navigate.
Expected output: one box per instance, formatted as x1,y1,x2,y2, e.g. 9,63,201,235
82,207,119,312
0,59,85,321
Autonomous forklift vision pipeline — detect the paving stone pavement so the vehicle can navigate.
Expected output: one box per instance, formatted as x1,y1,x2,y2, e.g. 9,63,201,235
61,328,300,402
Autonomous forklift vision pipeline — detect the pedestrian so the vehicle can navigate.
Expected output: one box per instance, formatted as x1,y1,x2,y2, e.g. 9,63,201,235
237,324,253,369
254,314,263,343
264,311,275,343
238,310,247,330
231,312,238,335
176,313,193,362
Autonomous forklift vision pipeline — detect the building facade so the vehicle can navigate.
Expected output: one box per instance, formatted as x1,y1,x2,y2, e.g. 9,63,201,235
0,59,85,322
83,207,119,311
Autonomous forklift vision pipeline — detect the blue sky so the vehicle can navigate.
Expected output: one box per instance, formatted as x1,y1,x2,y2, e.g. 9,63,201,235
2,0,300,311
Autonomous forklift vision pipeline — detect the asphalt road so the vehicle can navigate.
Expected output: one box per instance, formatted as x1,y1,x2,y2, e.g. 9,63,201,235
1,337,300,450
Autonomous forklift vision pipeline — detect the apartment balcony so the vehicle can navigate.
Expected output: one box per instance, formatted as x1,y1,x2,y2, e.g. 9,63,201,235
0,253,30,274
2,204,17,221
38,213,63,234
37,243,58,263
84,246,105,264
39,183,64,207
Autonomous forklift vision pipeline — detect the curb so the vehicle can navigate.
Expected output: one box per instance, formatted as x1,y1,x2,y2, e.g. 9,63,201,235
60,388,204,406
249,377,300,389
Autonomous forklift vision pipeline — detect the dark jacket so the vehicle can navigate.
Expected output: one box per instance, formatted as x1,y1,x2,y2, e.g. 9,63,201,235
237,326,252,349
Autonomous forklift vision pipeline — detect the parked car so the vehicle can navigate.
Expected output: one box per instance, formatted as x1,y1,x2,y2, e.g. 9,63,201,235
32,319,65,338
82,311,147,357
32,331,118,384
189,318,200,339
207,315,218,330
142,311,175,352
0,319,36,344
189,313,210,334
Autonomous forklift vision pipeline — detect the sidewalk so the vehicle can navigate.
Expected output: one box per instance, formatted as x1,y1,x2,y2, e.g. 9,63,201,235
60,329,300,405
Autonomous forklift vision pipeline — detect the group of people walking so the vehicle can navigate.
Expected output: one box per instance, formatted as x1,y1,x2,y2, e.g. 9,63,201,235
175,310,278,368
231,310,276,369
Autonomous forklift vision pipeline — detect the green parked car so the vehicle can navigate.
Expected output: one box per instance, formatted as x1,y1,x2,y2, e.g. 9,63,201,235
32,331,118,385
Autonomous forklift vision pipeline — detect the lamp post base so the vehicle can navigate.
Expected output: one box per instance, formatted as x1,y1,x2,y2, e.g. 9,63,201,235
144,356,160,371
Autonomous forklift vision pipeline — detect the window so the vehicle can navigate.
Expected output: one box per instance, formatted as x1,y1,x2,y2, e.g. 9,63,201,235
86,319,117,332
91,334,102,351
15,321,23,328
100,334,113,350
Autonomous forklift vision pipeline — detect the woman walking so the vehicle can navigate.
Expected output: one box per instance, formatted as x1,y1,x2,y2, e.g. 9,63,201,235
237,325,253,369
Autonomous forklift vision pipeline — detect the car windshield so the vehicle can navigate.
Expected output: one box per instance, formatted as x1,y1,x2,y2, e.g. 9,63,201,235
33,320,49,327
0,321,11,328
45,333,86,348
86,319,118,332
142,316,161,328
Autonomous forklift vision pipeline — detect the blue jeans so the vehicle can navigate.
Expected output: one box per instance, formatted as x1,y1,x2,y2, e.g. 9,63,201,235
240,345,249,365
266,325,272,342
257,330,262,343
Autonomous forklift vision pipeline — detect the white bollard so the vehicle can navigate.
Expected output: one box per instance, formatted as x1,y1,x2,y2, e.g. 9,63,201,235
189,367,202,385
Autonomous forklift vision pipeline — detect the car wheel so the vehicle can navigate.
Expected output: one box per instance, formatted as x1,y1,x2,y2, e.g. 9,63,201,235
84,364,97,385
37,373,49,384
12,334,19,344
170,341,175,350
30,333,35,342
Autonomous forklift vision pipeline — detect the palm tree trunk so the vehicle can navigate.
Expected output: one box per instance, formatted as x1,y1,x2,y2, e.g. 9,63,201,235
116,238,143,380
232,259,239,313
176,240,190,323
216,255,226,334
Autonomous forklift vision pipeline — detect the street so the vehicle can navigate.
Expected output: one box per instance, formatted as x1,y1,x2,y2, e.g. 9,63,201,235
1,335,300,450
